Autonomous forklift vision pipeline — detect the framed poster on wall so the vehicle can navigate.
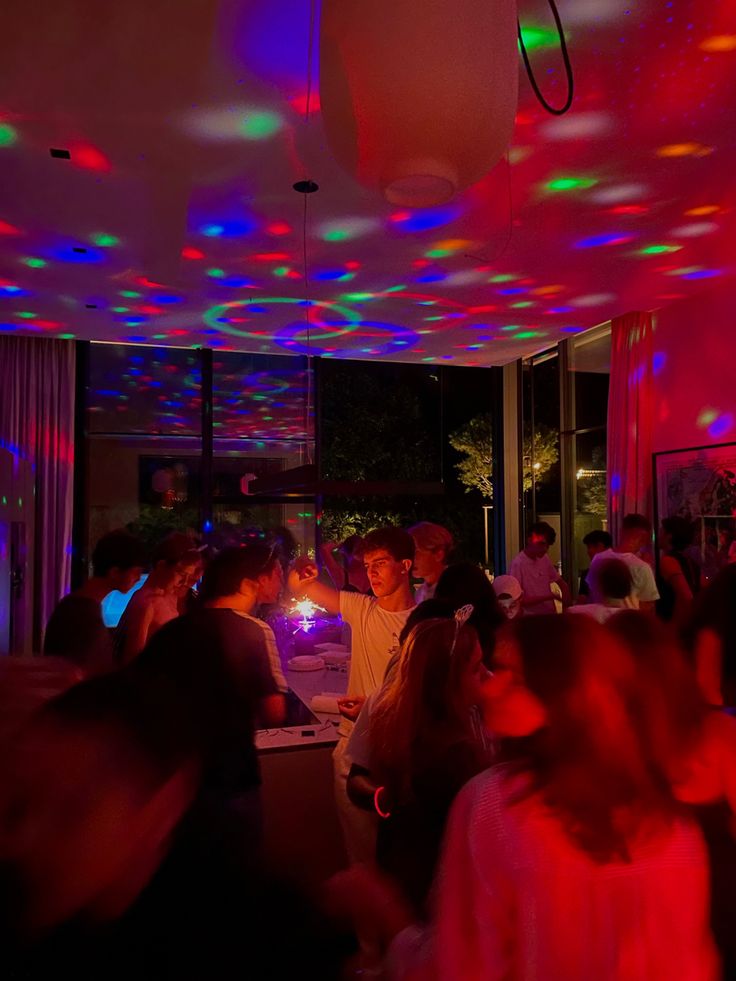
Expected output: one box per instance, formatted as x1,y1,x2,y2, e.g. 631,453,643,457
653,442,736,524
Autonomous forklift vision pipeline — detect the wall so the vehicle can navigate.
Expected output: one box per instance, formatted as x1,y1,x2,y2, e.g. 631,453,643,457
652,283,735,453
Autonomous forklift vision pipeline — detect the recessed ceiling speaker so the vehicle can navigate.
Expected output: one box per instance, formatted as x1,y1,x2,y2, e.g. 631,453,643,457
320,0,518,208
49,148,71,159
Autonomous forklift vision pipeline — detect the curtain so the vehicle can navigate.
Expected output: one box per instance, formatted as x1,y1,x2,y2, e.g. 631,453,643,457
0,337,75,649
606,311,654,544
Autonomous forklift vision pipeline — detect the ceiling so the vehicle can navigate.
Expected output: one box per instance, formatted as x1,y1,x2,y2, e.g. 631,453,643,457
0,0,734,367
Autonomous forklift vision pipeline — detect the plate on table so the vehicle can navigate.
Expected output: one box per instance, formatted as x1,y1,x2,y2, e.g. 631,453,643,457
288,655,325,672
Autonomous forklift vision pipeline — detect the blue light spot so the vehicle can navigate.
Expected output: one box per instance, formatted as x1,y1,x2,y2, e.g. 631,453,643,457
314,269,348,281
153,294,183,304
0,285,25,295
218,277,253,288
392,206,460,232
0,322,18,331
52,246,104,264
416,273,446,283
498,287,525,295
576,232,633,248
652,352,666,375
610,473,621,492
199,219,256,238
682,268,720,280
709,414,734,438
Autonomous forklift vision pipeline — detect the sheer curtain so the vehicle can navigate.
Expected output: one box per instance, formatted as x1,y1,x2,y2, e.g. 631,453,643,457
0,337,75,649
606,311,654,545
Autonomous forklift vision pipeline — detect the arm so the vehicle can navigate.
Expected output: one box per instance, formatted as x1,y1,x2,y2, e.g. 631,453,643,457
552,573,572,607
346,763,380,811
320,542,347,590
259,693,287,728
636,563,660,614
287,561,342,616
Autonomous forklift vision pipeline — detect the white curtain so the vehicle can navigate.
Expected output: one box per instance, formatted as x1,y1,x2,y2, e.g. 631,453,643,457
0,337,75,647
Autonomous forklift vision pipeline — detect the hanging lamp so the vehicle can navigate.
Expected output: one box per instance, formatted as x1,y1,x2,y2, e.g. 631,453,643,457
320,0,519,208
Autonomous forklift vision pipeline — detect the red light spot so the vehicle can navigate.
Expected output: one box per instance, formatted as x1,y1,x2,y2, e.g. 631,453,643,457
72,144,111,172
138,305,163,315
137,276,164,288
515,111,535,125
0,220,20,235
390,211,410,223
412,259,430,269
285,270,302,279
267,221,291,236
250,252,290,262
607,204,648,216
182,246,204,260
344,261,361,270
290,92,321,115
168,329,189,337
469,305,498,314
33,320,61,330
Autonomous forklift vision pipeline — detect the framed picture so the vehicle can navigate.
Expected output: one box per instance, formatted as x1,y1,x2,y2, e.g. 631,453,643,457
653,442,736,574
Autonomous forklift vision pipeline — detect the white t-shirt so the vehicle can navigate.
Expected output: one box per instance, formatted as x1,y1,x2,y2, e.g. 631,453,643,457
567,603,622,625
339,591,413,735
587,549,659,606
509,551,560,616
233,610,288,693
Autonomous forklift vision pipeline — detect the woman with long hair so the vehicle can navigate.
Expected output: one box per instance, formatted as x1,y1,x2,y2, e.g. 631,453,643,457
336,614,718,980
433,561,505,663
366,616,491,913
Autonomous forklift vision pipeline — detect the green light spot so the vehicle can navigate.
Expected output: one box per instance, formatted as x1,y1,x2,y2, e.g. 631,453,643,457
385,284,407,293
240,110,282,140
263,415,273,421
1,496,6,506
519,24,564,51
92,233,119,247
273,266,290,277
501,325,522,332
22,257,46,268
120,290,141,298
341,292,374,302
0,123,18,147
207,267,225,278
424,248,452,259
490,274,515,283
323,228,350,242
16,311,36,319
152,333,167,339
511,301,534,308
112,307,129,313
546,176,598,192
336,272,355,282
58,333,75,339
424,316,445,322
515,330,545,339
640,244,681,255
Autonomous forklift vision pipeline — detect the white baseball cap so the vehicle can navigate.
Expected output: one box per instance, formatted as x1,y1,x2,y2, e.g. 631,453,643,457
492,575,522,600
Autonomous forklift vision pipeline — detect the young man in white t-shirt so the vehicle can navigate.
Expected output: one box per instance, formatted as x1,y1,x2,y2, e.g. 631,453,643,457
587,513,659,612
288,526,415,863
510,522,571,616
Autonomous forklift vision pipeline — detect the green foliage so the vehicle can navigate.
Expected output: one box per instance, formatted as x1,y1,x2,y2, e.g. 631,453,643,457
577,445,607,517
126,505,199,552
449,414,559,499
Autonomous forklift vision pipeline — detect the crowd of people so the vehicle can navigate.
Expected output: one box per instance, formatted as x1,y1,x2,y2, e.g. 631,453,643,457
1,511,735,978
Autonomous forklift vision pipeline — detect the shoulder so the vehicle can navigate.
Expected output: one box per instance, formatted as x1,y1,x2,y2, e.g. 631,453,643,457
659,554,682,577
339,590,374,619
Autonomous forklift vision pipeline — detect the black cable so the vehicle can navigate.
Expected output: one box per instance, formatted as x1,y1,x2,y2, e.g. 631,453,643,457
518,0,574,116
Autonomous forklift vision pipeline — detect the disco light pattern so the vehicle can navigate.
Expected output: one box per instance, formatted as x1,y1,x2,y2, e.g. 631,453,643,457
0,0,734,366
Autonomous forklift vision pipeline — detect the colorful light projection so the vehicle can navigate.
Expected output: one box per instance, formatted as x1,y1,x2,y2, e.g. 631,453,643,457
0,1,734,365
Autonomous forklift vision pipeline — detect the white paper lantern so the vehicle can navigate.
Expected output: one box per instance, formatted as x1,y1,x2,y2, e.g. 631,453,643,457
320,0,519,207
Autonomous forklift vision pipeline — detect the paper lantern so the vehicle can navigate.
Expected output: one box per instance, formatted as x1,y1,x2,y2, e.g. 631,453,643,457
320,0,519,207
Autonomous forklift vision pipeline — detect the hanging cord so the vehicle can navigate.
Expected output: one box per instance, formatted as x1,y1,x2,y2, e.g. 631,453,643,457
518,0,574,116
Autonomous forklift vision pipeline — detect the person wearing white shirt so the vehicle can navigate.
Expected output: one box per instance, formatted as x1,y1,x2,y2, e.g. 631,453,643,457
288,526,415,864
510,522,571,615
568,557,632,624
587,513,659,613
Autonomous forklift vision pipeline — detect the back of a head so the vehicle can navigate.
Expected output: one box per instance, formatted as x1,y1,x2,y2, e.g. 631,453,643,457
529,521,556,545
408,521,454,556
506,614,677,861
662,516,695,552
362,526,415,563
152,532,201,567
91,531,148,577
198,544,276,602
399,597,454,644
341,535,365,558
435,562,504,654
622,513,652,536
583,529,613,550
596,557,633,601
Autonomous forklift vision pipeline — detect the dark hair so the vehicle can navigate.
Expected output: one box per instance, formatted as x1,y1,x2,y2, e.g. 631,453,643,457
528,521,556,546
435,561,504,662
341,535,365,558
399,598,453,645
152,532,201,567
683,564,736,705
362,526,415,563
198,545,277,602
583,529,612,550
596,558,632,600
622,513,652,534
502,615,679,862
92,531,148,578
662,516,695,552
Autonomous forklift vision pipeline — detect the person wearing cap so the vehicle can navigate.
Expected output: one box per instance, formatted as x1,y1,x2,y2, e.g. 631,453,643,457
409,522,454,604
116,533,202,664
492,575,523,620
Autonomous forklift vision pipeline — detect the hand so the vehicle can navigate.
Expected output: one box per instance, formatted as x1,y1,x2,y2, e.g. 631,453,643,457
337,695,366,721
324,865,414,950
287,560,319,595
